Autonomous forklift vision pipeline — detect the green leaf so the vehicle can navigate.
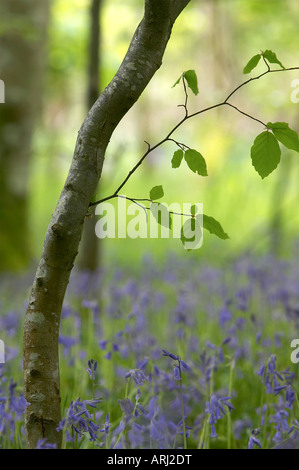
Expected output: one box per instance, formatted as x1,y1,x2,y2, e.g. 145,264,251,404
171,149,184,168
184,149,208,176
180,217,202,249
172,74,182,88
251,131,281,178
243,54,261,74
190,204,197,216
150,203,172,229
183,70,199,95
263,50,285,69
267,122,299,153
203,214,229,240
149,185,164,200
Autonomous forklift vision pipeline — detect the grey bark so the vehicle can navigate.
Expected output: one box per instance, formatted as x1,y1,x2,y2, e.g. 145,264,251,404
23,0,191,448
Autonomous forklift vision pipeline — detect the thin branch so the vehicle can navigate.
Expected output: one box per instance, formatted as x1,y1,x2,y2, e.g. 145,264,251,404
224,102,267,127
90,65,299,209
167,138,190,150
117,195,148,222
91,193,193,220
262,55,271,72
181,74,189,116
224,66,299,103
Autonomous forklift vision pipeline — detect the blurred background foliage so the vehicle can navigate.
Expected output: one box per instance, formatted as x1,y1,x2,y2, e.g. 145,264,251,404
1,0,299,272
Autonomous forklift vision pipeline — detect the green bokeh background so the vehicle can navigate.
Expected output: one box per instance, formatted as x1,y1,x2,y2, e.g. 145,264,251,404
5,0,299,269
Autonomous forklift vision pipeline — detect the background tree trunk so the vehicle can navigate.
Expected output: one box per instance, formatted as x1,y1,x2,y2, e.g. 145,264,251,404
23,0,191,449
0,0,49,270
78,0,103,272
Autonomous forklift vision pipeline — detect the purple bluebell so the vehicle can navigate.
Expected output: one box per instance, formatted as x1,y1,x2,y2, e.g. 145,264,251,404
125,369,148,386
100,413,110,435
57,397,101,442
35,438,57,449
257,355,285,394
219,307,232,328
118,398,135,418
248,434,262,449
99,340,108,350
270,409,293,444
86,359,97,381
162,350,179,361
205,394,234,438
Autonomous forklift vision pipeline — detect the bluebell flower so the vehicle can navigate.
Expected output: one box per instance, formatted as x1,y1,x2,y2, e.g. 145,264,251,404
210,424,218,438
270,409,293,444
205,394,234,438
286,386,296,409
248,434,262,449
273,384,295,409
118,398,135,418
137,357,149,370
173,365,181,381
219,307,232,328
128,422,145,447
86,359,97,381
257,355,285,394
35,438,57,449
125,369,148,386
162,350,179,361
161,349,190,381
59,334,78,358
99,340,108,350
100,413,110,435
57,397,101,442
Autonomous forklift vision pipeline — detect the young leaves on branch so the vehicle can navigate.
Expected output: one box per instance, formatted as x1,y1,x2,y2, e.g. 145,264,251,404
173,69,199,95
180,208,229,248
251,122,299,178
171,148,208,176
263,50,285,70
266,122,299,152
171,149,184,168
243,49,285,74
251,131,281,179
149,185,164,200
184,149,208,176
243,54,261,74
91,51,299,246
203,214,229,240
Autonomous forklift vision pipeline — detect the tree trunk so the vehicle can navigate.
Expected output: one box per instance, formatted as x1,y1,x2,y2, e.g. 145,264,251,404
23,0,191,449
78,0,102,272
0,0,49,270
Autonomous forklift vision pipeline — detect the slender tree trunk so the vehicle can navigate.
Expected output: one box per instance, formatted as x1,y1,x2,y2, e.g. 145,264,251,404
0,0,49,270
78,0,102,272
23,0,191,449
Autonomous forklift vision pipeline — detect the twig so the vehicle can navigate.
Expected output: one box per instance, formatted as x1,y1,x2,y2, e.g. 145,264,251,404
89,64,299,209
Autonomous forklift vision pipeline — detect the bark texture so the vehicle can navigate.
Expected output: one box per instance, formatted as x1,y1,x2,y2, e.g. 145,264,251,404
23,0,191,448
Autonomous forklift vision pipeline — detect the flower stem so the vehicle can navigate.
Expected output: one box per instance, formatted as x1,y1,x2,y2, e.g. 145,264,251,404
227,358,235,449
178,360,187,449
